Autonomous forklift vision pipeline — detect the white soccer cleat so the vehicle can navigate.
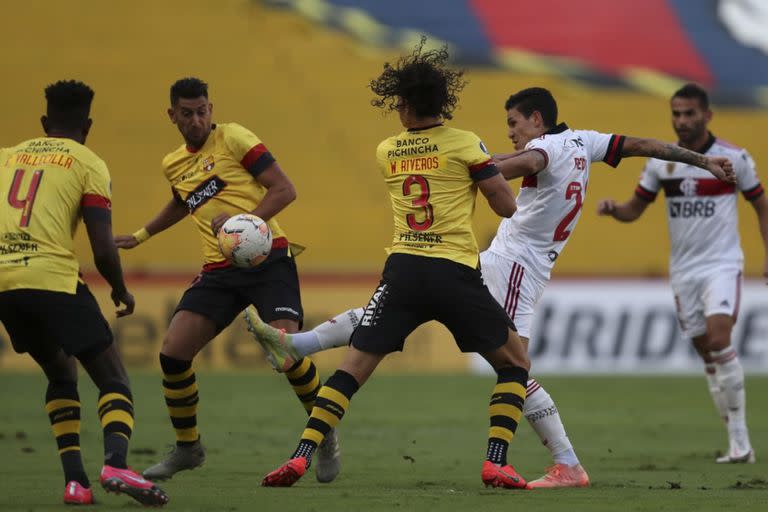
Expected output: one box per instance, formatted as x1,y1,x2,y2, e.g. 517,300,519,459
716,449,756,464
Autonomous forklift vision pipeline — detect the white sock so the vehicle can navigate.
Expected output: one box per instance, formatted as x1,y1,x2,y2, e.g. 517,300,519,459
704,363,728,422
292,308,365,358
523,379,579,466
711,347,751,452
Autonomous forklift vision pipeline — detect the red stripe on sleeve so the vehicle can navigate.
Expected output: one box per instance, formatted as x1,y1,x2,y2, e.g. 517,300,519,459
81,194,111,210
469,158,494,173
743,184,764,200
240,143,268,170
634,185,656,201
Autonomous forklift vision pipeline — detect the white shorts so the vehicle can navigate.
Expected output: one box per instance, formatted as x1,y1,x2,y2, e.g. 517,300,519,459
480,251,546,339
671,268,742,339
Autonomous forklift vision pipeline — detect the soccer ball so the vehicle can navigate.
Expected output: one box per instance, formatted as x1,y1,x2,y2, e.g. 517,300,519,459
217,213,272,267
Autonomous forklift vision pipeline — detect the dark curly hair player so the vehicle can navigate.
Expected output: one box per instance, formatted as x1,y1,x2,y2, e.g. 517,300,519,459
260,39,532,490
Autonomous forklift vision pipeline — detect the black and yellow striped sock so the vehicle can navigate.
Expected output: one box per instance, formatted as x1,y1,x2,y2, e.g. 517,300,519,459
46,381,89,487
292,369,359,464
486,366,528,465
285,357,322,415
98,382,134,469
160,353,199,446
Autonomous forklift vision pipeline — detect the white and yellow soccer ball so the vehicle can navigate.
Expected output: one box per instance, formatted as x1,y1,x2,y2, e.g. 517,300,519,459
217,213,272,267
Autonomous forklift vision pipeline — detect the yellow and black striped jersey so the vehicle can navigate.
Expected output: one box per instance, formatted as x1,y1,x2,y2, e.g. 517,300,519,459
0,137,112,293
376,124,498,268
162,123,289,265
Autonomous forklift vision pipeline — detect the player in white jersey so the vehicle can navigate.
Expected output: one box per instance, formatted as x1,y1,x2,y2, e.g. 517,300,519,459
243,87,734,487
598,84,767,464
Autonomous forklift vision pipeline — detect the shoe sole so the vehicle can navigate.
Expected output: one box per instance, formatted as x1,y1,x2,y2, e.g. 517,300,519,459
482,476,526,489
526,480,590,489
101,477,169,507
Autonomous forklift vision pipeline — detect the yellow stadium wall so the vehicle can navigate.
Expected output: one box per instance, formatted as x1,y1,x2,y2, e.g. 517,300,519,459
1,0,766,276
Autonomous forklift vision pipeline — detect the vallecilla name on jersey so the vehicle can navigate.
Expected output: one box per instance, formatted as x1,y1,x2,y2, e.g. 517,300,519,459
389,156,439,174
7,152,73,169
184,175,227,213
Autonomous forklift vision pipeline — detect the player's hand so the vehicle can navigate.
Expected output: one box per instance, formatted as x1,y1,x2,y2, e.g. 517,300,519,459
211,214,230,236
114,234,139,249
111,288,135,317
597,199,616,216
706,156,736,184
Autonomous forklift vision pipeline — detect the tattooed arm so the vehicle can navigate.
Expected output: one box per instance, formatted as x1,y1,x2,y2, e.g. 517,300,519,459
621,137,735,183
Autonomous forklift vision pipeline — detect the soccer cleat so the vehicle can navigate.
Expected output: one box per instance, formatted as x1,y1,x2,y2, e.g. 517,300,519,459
481,460,527,489
526,463,590,489
262,457,307,487
142,440,206,481
63,481,93,505
315,428,341,483
100,465,169,507
244,305,300,372
716,449,756,464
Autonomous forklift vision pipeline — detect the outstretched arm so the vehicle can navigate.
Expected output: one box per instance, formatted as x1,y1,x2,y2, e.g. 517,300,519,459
621,137,735,183
478,173,517,218
494,149,547,180
749,194,768,284
597,195,649,223
115,196,188,249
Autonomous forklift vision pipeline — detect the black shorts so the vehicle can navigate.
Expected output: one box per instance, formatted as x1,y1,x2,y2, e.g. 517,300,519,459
0,283,113,361
176,255,303,333
350,253,515,354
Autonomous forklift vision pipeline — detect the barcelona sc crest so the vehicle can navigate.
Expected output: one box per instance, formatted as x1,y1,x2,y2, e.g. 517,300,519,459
202,155,215,172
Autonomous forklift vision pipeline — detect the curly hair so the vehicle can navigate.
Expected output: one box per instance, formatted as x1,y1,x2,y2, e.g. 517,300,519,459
369,37,467,120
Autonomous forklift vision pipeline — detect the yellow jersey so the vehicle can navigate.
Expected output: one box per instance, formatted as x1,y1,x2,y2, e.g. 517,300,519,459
0,137,112,293
376,124,498,268
162,123,289,266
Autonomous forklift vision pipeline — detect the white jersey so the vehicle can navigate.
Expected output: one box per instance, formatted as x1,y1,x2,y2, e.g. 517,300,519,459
488,124,625,280
636,134,763,279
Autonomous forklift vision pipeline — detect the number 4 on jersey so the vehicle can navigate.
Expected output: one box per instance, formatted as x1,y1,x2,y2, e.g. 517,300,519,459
553,181,582,242
7,168,44,227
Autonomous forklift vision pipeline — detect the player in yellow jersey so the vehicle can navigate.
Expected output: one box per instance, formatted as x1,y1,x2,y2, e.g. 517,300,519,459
0,81,168,506
262,39,530,490
114,77,339,483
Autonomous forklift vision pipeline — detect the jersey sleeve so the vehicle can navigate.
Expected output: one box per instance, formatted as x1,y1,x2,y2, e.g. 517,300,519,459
81,160,112,222
634,160,661,202
462,133,498,181
223,123,276,178
735,150,764,202
579,130,625,168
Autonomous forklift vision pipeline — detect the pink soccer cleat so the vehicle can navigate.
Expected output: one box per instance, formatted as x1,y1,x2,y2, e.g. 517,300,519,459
262,457,307,487
100,465,169,507
63,480,93,505
526,463,590,489
481,460,527,489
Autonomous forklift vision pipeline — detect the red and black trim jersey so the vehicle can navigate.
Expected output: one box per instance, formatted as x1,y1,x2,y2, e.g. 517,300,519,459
162,122,290,264
0,137,112,293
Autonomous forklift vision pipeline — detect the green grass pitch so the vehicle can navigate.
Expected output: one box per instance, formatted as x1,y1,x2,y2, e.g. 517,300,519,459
1,372,766,511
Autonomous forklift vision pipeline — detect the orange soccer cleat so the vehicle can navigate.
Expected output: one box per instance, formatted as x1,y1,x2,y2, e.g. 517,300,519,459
526,463,590,489
262,457,308,487
481,460,527,489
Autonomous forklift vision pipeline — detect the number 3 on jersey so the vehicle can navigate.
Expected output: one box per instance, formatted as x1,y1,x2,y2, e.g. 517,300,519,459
553,181,582,242
7,168,44,227
402,174,433,231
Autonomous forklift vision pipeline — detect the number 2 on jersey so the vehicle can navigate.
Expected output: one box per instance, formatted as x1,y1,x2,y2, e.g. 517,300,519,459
7,168,44,227
402,174,433,231
553,181,582,242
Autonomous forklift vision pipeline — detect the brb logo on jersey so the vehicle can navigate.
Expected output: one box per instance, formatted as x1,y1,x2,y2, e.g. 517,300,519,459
680,176,698,197
202,155,215,172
